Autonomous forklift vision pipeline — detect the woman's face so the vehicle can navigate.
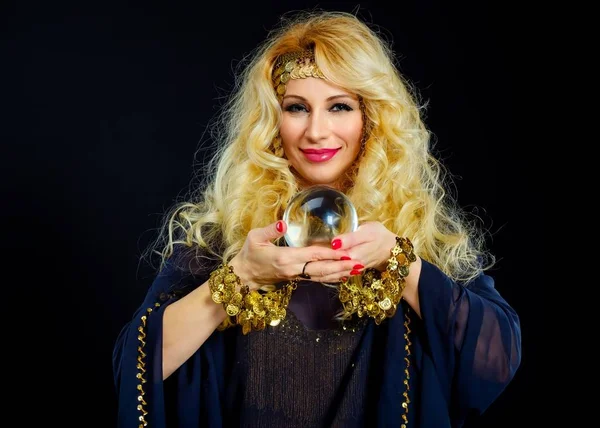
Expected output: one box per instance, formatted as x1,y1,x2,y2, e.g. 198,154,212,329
280,78,363,189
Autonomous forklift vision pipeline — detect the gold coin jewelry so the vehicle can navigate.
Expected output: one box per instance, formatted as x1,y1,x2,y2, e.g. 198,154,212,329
208,263,298,335
338,236,416,325
237,280,297,335
272,48,325,103
208,263,245,317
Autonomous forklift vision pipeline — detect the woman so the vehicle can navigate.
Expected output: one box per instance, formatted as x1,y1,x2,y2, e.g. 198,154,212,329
113,10,521,428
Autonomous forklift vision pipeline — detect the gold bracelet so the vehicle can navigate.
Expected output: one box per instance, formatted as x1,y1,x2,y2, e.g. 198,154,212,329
339,236,416,325
208,264,245,317
237,280,297,335
208,264,298,335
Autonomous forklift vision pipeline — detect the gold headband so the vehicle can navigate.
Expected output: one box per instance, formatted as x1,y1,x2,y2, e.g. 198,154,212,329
272,49,325,103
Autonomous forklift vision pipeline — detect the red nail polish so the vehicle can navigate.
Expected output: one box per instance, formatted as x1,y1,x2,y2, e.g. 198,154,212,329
353,264,364,270
331,239,341,249
350,269,361,275
341,277,348,281
276,221,284,233
340,256,351,260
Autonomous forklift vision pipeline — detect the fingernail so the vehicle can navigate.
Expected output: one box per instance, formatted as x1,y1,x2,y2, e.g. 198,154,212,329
341,277,348,281
350,269,362,276
340,256,351,260
353,264,364,270
276,221,284,233
331,239,341,249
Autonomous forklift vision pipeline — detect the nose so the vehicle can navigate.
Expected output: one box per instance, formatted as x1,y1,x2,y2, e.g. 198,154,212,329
305,110,330,143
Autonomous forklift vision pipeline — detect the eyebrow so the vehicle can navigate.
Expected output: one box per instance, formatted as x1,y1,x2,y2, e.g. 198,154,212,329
282,94,357,102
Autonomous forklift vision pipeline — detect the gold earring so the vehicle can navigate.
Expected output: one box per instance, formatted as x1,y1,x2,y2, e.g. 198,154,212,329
359,97,370,150
271,134,284,157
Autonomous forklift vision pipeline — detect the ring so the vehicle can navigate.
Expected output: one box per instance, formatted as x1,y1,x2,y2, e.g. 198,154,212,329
300,261,311,279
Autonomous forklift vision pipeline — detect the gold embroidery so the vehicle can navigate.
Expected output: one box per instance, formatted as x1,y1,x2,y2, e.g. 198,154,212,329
401,306,412,427
136,303,161,427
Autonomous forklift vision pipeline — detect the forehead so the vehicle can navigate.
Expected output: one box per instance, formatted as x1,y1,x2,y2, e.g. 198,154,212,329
283,78,356,100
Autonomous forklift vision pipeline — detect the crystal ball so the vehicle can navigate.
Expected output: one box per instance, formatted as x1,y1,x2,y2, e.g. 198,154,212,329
283,185,358,247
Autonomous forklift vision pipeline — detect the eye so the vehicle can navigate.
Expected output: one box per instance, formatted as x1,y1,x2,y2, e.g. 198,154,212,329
330,103,353,112
284,103,308,113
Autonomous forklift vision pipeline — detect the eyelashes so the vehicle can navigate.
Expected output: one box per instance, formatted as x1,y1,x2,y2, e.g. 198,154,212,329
284,103,354,113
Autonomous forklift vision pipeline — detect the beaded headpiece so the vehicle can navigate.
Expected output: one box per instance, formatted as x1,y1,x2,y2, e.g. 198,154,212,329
272,48,325,103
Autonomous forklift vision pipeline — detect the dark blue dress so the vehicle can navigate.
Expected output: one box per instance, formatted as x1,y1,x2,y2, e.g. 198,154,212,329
113,248,521,427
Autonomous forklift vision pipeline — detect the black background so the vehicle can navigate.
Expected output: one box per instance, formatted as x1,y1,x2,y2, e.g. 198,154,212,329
5,1,538,426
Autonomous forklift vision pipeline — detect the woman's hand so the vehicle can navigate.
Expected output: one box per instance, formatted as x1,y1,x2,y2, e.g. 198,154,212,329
229,220,362,290
330,221,399,272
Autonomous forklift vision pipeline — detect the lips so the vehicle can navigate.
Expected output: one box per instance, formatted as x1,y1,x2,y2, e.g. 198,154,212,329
301,148,340,162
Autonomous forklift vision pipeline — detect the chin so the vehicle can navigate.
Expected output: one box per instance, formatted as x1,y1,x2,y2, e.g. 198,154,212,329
300,172,343,188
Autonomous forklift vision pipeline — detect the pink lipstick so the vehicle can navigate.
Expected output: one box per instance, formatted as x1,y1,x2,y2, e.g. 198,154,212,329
302,148,340,162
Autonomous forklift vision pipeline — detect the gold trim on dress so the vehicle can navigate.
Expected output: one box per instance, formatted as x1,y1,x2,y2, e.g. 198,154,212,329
136,303,161,427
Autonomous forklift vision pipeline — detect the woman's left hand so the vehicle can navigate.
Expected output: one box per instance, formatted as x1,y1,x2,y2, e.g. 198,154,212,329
331,221,398,274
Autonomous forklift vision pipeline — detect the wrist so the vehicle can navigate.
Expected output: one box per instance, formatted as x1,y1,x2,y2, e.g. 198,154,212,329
208,260,297,335
228,256,255,291
375,231,399,271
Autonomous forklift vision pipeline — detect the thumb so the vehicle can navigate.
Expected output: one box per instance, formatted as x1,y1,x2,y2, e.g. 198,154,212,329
260,220,287,242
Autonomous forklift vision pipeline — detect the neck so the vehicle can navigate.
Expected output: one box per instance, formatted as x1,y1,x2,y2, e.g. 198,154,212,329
294,172,353,193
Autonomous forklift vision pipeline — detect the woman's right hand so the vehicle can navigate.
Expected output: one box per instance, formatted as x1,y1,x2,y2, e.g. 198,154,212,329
228,220,362,290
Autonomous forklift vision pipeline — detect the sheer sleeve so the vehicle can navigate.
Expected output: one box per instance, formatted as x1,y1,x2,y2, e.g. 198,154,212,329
112,244,223,427
417,259,521,419
112,249,192,426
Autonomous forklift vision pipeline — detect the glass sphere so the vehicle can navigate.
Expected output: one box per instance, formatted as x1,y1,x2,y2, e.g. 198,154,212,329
283,185,358,247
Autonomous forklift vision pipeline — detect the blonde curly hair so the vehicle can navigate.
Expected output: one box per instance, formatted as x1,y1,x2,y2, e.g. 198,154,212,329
146,10,494,284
